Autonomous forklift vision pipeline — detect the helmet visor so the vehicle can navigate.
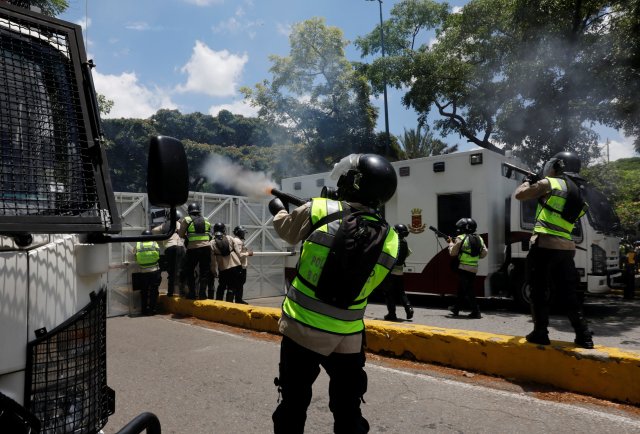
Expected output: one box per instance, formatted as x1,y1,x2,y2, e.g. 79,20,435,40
330,154,360,181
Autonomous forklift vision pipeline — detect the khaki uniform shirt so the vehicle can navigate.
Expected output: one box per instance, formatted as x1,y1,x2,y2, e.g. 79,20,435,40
232,236,252,268
210,234,242,276
152,221,184,250
515,179,576,251
273,200,375,356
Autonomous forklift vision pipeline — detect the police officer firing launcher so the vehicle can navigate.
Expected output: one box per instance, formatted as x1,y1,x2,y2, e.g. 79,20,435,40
514,151,594,349
268,153,399,434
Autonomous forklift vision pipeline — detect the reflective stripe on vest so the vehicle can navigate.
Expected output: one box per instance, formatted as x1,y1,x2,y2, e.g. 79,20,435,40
283,198,399,335
534,177,575,240
135,241,160,268
185,216,211,242
457,234,483,267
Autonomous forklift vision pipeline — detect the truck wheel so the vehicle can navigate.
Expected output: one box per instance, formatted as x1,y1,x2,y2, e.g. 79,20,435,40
510,267,531,311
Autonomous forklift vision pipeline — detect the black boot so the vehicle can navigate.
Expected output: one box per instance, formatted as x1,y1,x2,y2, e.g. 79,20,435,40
568,311,594,349
225,289,234,302
235,288,248,304
448,305,459,316
527,304,550,345
401,294,413,319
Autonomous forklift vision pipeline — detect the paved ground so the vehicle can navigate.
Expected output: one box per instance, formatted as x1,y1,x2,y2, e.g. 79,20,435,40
247,292,640,354
102,315,640,434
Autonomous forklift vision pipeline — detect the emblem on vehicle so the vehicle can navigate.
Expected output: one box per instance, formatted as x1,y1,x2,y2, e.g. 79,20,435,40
409,208,426,234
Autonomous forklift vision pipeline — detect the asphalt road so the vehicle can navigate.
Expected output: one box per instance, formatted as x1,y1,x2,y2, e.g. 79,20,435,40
102,315,640,434
249,292,640,354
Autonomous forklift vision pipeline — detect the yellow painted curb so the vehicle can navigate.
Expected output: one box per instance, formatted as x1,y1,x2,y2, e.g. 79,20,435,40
159,296,640,405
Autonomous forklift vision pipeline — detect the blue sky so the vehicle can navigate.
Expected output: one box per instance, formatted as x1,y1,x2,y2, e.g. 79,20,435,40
59,0,636,161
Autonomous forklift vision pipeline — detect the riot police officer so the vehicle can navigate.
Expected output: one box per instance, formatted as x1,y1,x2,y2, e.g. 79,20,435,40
132,230,162,315
268,153,399,434
178,202,212,300
515,151,594,349
383,223,414,321
448,217,487,319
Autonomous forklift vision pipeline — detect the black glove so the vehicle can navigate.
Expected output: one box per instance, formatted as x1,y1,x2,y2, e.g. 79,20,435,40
523,173,540,184
268,198,287,216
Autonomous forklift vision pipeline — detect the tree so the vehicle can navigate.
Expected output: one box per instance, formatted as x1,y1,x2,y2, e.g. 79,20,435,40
242,18,380,171
398,125,458,159
8,0,68,16
356,0,639,168
97,94,114,116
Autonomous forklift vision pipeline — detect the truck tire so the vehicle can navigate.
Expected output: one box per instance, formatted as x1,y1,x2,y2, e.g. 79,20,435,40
509,266,531,312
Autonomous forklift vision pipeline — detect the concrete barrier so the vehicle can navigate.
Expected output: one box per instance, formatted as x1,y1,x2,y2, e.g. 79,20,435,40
159,295,640,405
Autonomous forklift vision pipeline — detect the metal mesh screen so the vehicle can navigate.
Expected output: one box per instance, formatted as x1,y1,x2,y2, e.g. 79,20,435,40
25,289,113,433
0,10,100,218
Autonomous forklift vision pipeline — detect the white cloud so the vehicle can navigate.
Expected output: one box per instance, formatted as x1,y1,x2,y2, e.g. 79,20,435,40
603,136,638,161
126,21,150,31
208,100,258,118
92,70,176,119
176,40,248,97
183,0,225,6
276,22,292,37
75,17,91,32
452,6,464,14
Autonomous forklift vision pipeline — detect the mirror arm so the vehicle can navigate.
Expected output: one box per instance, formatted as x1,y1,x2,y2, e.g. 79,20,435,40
88,208,178,244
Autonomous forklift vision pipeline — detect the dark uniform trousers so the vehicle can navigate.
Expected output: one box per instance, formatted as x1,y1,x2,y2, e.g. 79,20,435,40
383,274,411,316
273,335,369,434
164,245,185,296
526,244,589,333
454,269,479,313
133,270,161,314
183,246,211,299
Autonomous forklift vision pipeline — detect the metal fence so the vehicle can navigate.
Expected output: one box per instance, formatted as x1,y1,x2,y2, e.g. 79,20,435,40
107,192,289,316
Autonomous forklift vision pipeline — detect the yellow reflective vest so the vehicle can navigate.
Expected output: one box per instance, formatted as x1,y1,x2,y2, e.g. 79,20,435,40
283,198,399,335
184,215,211,242
534,177,586,240
456,234,485,267
135,241,160,268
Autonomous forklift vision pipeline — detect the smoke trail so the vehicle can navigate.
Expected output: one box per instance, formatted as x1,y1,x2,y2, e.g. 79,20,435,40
201,154,277,198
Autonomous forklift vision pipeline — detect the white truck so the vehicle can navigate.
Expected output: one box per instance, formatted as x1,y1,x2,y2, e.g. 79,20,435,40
0,3,187,432
280,149,622,309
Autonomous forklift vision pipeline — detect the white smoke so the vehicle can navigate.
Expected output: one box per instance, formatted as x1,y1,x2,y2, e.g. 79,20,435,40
201,154,278,198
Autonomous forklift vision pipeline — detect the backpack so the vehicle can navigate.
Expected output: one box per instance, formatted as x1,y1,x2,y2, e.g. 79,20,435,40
560,174,588,223
467,234,482,257
214,236,231,256
313,210,390,308
396,239,409,266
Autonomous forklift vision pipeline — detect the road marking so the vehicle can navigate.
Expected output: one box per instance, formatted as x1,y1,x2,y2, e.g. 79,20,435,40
369,364,640,427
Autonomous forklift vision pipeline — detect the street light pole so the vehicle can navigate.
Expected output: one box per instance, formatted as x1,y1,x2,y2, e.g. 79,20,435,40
367,0,390,155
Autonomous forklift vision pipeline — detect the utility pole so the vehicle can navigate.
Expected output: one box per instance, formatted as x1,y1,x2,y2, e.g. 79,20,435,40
366,0,390,156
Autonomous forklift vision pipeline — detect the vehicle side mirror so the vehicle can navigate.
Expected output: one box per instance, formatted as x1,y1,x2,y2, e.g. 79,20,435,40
147,136,189,208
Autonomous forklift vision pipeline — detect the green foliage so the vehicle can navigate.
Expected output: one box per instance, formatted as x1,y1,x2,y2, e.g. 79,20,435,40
102,109,304,193
97,94,114,116
355,0,639,168
242,18,380,171
9,0,68,16
583,158,640,232
397,125,458,159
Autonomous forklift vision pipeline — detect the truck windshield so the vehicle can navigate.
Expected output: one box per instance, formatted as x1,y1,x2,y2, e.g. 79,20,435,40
582,185,621,234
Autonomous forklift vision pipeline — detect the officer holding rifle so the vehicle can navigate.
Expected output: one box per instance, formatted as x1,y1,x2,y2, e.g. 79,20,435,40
514,151,594,349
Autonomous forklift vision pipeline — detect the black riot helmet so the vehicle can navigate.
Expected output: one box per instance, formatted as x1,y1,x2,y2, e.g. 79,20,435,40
233,225,247,239
175,209,184,220
329,154,397,208
141,229,152,236
394,223,409,238
187,202,201,215
455,218,477,234
543,151,581,177
213,222,226,234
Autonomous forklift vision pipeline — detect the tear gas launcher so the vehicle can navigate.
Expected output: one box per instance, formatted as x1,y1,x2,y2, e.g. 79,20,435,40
428,226,453,241
502,162,536,178
269,188,307,207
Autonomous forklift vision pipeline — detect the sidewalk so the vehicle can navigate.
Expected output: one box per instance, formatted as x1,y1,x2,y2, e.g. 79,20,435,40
159,294,640,405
